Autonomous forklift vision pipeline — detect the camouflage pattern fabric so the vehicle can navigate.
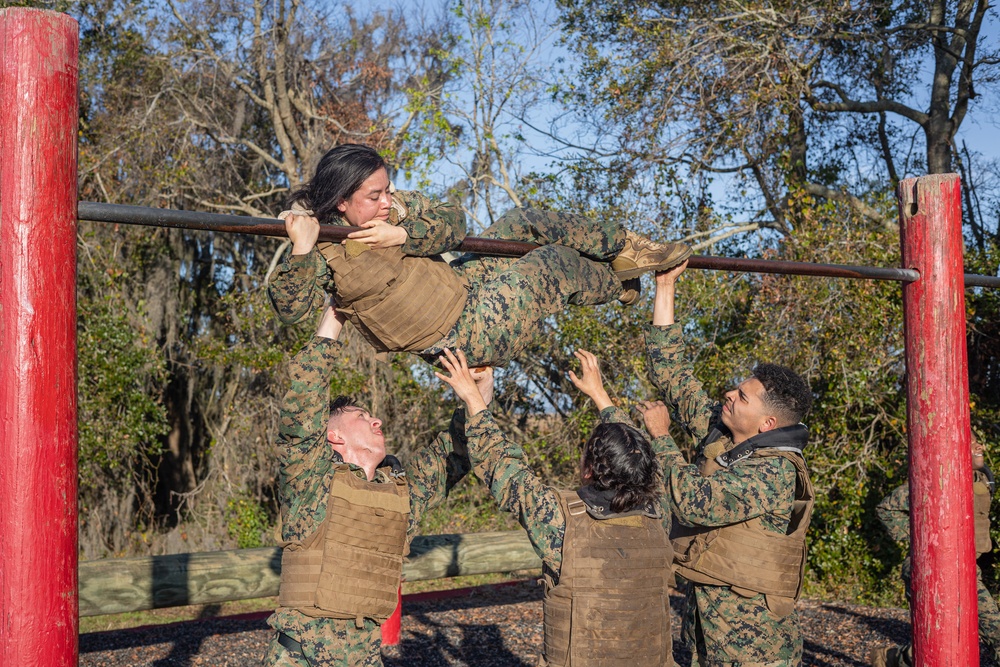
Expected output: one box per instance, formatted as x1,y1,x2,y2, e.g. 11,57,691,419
267,190,466,326
876,480,1000,662
644,324,804,666
392,190,467,256
463,404,658,582
262,618,383,667
422,207,625,367
263,336,470,666
268,201,626,367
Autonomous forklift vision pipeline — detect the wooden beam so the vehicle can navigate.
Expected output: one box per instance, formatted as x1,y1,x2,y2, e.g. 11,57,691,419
78,531,541,617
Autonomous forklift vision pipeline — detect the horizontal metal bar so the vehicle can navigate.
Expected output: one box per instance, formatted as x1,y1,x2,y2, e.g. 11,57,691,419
688,254,919,283
965,273,1000,288
77,201,998,287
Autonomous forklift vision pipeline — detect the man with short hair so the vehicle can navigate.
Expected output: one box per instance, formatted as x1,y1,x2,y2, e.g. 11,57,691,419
263,301,481,667
641,261,815,667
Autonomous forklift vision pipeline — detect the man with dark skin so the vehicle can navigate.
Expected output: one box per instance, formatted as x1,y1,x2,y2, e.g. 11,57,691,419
639,261,815,667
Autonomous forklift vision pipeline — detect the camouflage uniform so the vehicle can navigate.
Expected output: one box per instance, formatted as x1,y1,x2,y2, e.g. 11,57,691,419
268,194,624,368
463,405,669,581
263,335,470,666
462,406,673,666
645,324,803,667
268,191,467,327
875,479,1000,665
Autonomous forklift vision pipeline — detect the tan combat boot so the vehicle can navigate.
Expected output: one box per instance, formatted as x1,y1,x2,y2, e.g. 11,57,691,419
611,230,691,280
869,646,890,667
869,645,910,667
618,277,641,305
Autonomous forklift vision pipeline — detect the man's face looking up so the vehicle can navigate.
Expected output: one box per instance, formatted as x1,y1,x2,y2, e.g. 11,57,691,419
327,407,386,480
721,377,776,444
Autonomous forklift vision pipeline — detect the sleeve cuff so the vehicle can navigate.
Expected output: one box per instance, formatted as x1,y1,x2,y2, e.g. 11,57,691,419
599,406,631,424
643,322,684,343
466,409,495,434
308,335,344,358
278,247,318,272
653,434,684,457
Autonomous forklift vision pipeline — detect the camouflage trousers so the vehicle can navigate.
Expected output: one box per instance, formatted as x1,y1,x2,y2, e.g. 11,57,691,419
885,563,1000,665
679,580,803,667
421,208,625,367
264,611,383,666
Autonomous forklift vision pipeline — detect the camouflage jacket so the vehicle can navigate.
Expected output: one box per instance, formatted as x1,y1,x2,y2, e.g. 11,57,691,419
465,406,670,583
877,468,994,544
269,335,470,644
644,324,797,532
268,190,466,325
645,323,802,663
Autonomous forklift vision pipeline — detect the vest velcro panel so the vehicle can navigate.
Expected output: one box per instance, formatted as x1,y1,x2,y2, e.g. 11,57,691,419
681,519,804,597
278,465,409,622
544,491,673,667
672,449,815,605
319,242,467,352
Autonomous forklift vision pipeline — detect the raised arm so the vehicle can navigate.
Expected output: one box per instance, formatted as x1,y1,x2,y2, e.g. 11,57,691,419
404,406,475,539
646,262,717,441
393,190,466,256
276,302,347,539
341,190,466,255
436,349,564,574
267,209,333,324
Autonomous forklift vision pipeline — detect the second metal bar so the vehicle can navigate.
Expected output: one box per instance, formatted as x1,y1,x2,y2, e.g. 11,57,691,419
80,200,1000,287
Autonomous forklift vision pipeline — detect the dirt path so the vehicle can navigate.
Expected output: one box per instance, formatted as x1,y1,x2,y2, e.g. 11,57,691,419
79,580,994,666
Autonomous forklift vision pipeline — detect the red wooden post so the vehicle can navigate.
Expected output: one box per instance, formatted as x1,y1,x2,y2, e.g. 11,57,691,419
898,174,978,666
381,585,403,646
0,8,80,666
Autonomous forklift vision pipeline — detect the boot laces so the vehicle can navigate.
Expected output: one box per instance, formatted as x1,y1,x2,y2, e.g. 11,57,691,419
630,233,668,251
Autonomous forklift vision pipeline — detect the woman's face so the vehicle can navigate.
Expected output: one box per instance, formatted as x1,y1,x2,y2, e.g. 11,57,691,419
336,167,392,226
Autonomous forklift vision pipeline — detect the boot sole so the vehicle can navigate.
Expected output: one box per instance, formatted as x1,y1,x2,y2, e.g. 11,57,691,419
614,247,692,280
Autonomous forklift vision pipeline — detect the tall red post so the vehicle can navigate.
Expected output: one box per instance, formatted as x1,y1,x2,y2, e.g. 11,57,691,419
898,174,978,666
0,8,80,666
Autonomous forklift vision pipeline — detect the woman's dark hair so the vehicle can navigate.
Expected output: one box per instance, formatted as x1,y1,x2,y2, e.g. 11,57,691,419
581,423,662,513
287,144,387,224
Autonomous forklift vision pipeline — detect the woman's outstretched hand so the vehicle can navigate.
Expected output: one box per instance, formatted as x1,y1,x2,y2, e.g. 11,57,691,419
280,210,320,256
568,349,613,411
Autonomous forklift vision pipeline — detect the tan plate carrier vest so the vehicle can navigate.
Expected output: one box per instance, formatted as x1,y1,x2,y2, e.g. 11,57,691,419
277,464,409,625
974,470,992,555
672,449,814,617
318,241,468,353
543,491,674,667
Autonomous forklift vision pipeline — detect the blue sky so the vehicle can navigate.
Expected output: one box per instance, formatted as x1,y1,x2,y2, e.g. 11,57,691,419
366,0,1000,221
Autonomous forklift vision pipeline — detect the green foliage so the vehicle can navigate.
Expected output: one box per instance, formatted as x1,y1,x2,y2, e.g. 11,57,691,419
77,286,169,481
419,474,519,535
225,493,271,549
683,205,911,603
77,265,170,557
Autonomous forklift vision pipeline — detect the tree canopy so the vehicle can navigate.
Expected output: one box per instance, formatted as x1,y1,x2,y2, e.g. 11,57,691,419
15,0,999,603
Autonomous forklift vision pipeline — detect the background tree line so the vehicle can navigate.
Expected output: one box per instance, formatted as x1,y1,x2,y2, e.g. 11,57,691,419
6,0,1000,604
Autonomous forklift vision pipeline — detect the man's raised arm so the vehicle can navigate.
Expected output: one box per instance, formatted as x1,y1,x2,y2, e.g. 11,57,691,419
645,261,717,442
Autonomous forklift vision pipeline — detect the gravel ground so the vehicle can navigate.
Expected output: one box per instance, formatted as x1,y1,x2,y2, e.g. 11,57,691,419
80,580,996,666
